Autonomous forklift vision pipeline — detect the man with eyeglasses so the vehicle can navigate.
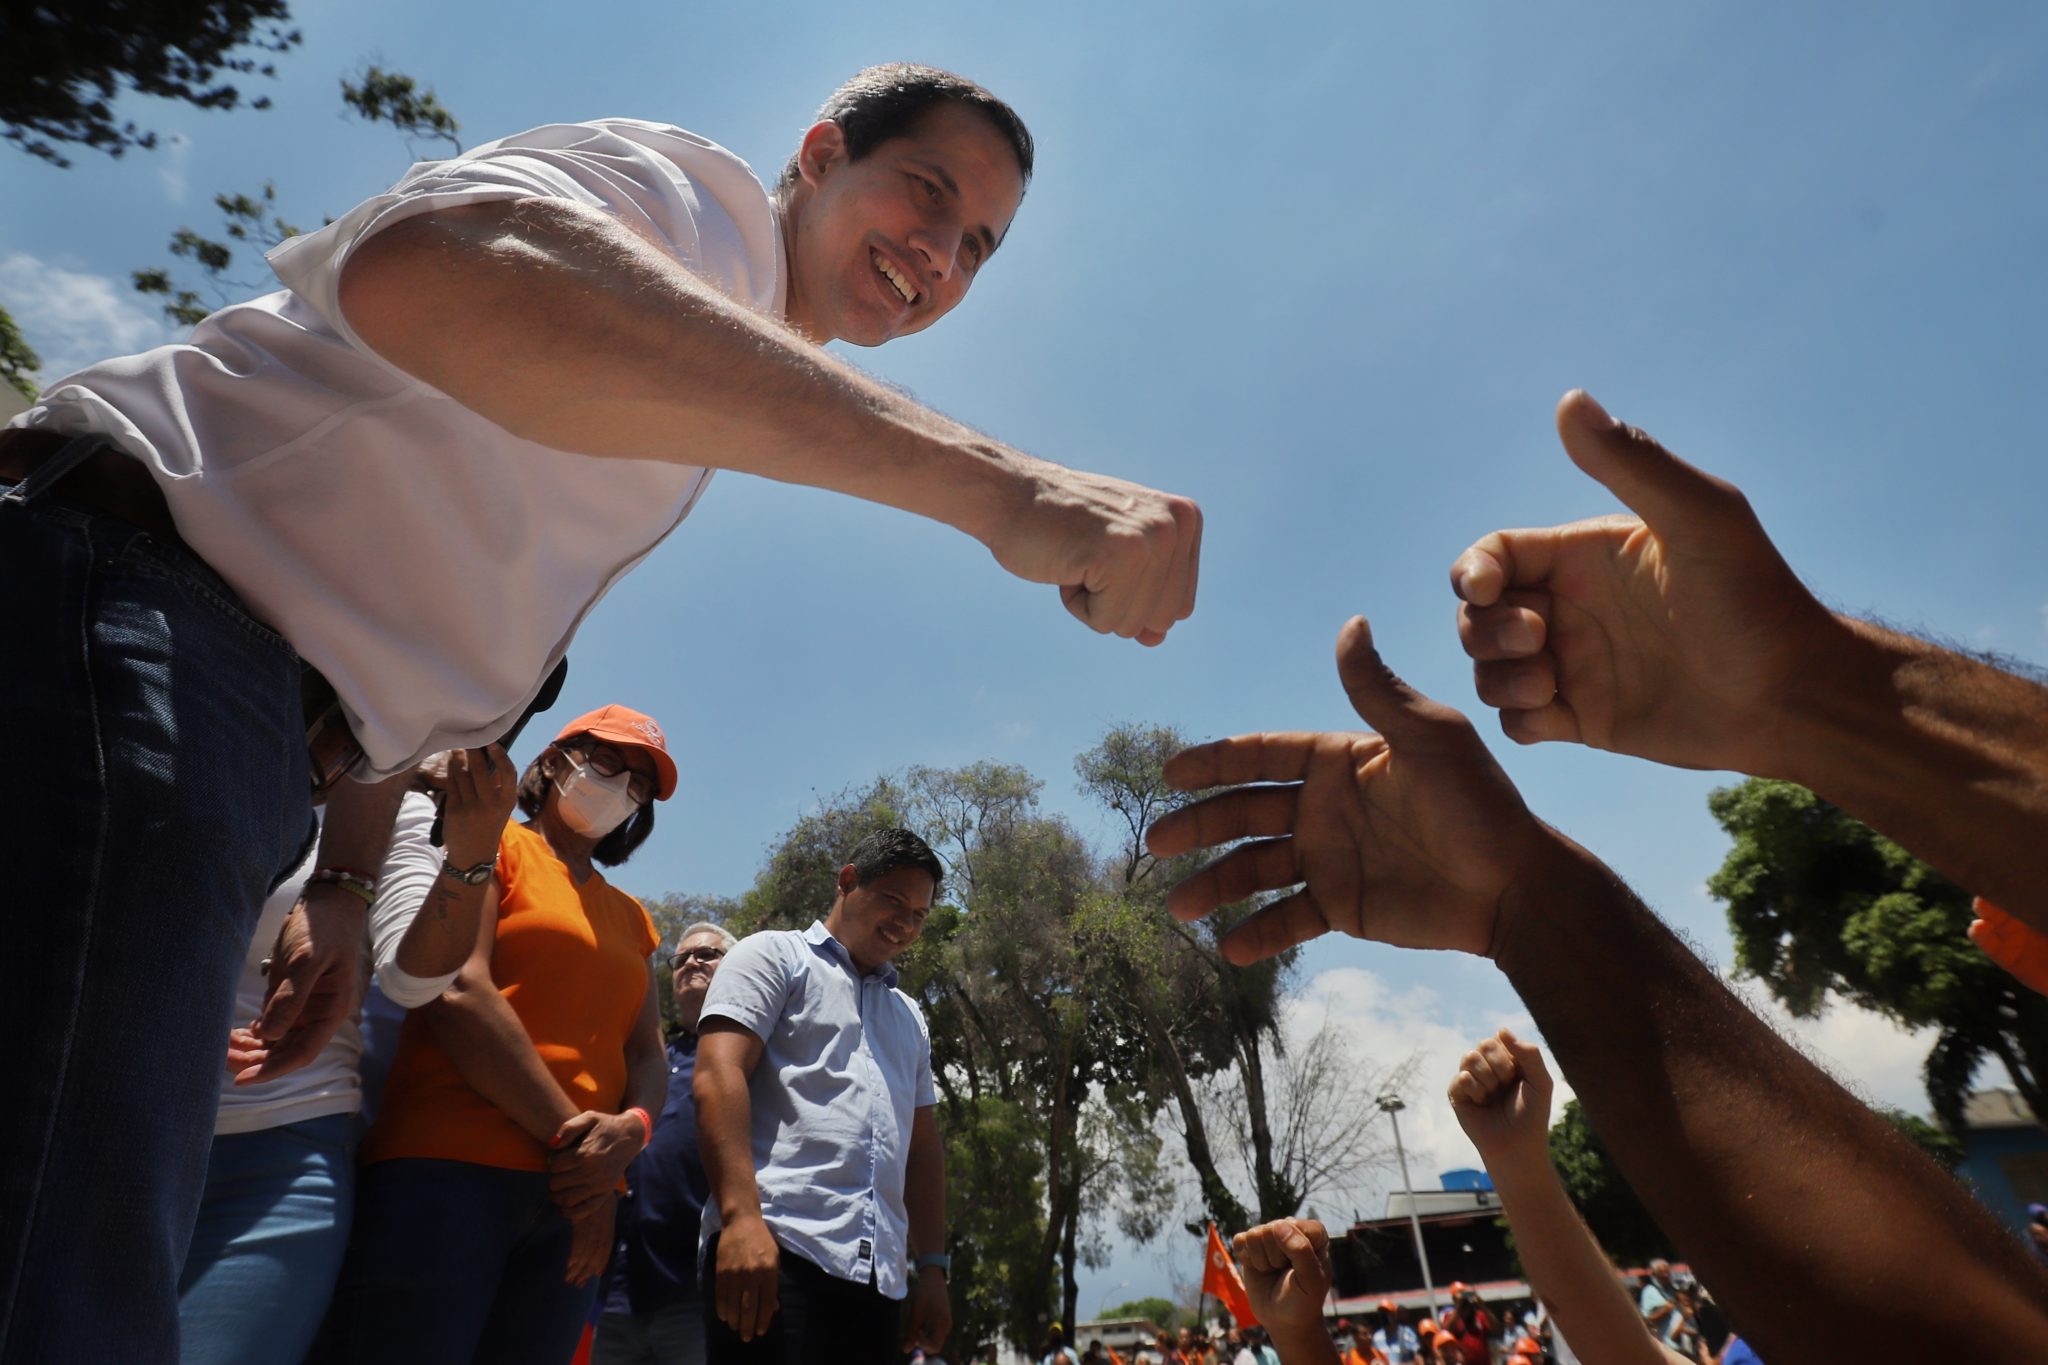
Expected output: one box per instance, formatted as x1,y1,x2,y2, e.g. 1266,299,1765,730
590,921,737,1364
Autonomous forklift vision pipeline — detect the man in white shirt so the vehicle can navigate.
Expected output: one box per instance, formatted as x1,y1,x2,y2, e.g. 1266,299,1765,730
0,65,1201,1362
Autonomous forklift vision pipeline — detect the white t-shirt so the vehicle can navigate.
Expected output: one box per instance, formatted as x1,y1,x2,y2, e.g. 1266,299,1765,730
214,791,458,1134
13,119,785,777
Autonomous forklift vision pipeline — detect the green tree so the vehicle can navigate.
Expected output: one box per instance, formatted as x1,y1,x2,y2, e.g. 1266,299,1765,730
1101,1295,1183,1328
1707,778,2048,1127
2,0,300,166
0,307,41,402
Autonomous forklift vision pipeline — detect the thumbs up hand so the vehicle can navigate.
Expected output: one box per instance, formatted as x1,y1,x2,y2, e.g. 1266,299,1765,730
1147,617,1560,966
1450,391,1838,776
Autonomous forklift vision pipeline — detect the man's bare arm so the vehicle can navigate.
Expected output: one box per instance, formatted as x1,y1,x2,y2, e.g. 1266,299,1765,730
1452,390,2048,926
696,1018,778,1340
1150,617,2048,1363
338,200,1200,644
420,877,580,1144
249,769,410,1078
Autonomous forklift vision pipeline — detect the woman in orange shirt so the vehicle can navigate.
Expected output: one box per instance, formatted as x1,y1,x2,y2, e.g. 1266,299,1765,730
321,706,677,1365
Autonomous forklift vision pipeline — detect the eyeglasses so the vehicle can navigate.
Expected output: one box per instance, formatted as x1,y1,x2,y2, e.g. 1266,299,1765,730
673,946,726,967
564,741,656,804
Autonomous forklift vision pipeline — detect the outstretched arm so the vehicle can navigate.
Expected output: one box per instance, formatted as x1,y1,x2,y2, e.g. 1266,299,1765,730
339,199,1200,645
1148,617,2048,1362
1451,390,2048,927
1448,1032,1682,1365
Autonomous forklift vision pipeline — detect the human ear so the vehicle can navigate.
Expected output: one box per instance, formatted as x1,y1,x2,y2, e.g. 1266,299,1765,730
797,120,848,186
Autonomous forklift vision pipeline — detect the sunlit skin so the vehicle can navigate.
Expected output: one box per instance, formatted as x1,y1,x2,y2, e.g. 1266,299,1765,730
824,863,936,974
780,102,1026,347
670,927,726,1033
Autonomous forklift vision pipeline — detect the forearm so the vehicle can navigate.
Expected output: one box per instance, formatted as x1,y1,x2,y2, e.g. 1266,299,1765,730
390,873,487,982
421,982,578,1143
1479,1145,1667,1365
905,1134,946,1260
341,200,1030,542
1495,832,2048,1358
620,1037,668,1118
695,1063,765,1226
318,771,410,882
1775,615,2048,925
1270,1327,1339,1365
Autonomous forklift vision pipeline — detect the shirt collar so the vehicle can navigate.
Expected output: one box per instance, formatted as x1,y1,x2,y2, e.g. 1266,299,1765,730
804,918,898,988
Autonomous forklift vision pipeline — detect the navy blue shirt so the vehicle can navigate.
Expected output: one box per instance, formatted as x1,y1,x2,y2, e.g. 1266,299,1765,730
601,1033,707,1315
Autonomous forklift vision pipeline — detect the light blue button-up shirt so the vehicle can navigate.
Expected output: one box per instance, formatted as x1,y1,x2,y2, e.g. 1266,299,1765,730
698,920,936,1299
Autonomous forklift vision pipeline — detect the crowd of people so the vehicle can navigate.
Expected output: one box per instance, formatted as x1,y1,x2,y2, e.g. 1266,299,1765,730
5,41,2048,1365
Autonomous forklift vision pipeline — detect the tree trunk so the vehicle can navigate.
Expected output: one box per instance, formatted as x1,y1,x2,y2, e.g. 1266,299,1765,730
1138,997,1251,1232
1060,1178,1081,1340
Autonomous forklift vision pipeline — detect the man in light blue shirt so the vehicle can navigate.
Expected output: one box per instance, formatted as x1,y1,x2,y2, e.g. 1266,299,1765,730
695,829,950,1364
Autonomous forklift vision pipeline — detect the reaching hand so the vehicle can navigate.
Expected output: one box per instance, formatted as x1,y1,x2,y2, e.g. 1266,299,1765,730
1146,616,1556,964
982,458,1202,647
1451,391,1836,775
1448,1030,1555,1164
546,1110,646,1215
247,886,367,1081
421,744,518,868
1970,899,2048,996
563,1192,617,1287
1232,1219,1334,1334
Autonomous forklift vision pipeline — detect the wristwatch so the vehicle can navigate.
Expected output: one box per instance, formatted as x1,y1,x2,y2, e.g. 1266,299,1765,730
913,1252,951,1280
440,852,496,885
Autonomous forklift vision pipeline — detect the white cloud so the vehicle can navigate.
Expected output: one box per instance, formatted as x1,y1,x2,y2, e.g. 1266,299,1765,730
158,132,190,203
0,252,171,383
1287,963,1939,1222
1283,966,1534,1216
1726,978,1937,1116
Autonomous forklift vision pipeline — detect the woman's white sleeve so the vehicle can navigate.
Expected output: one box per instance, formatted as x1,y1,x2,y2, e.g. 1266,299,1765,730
369,791,462,1008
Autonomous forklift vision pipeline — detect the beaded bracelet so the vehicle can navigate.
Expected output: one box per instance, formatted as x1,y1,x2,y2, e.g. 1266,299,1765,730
306,867,378,907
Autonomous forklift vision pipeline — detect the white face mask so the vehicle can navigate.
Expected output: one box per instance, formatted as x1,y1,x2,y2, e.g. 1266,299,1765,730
553,755,642,838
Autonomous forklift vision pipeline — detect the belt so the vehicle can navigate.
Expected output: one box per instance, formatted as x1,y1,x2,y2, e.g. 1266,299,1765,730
0,427,186,544
1,427,364,793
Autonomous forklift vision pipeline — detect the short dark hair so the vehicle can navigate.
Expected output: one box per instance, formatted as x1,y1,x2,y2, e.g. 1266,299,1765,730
515,736,655,868
844,827,944,897
779,63,1034,192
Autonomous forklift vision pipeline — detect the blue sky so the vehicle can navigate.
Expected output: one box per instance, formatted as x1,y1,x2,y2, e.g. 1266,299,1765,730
8,0,2046,1318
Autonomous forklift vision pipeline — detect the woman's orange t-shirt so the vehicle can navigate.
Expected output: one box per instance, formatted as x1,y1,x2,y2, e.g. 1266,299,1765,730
361,820,660,1172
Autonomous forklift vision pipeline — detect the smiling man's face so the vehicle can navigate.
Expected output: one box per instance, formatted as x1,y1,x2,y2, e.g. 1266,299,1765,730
826,862,936,974
781,102,1026,346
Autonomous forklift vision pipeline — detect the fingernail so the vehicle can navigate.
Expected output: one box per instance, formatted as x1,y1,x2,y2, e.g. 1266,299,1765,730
1499,618,1536,653
1573,390,1616,429
1514,673,1554,705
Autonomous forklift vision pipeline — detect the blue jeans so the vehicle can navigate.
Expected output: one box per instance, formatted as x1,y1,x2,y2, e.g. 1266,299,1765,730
177,1113,359,1365
591,1303,706,1365
0,455,313,1363
319,1158,600,1365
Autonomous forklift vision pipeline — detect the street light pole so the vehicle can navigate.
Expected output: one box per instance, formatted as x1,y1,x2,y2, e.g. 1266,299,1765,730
1379,1094,1439,1318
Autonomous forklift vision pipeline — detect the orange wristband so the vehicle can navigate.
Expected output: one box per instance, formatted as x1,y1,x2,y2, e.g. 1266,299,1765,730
626,1106,654,1145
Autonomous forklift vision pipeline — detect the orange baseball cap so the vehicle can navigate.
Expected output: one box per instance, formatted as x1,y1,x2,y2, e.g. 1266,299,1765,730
1511,1338,1543,1358
555,704,678,801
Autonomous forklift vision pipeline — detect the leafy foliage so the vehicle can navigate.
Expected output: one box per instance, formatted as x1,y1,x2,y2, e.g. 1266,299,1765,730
1707,778,2048,1126
340,65,461,156
2,0,300,166
0,306,41,401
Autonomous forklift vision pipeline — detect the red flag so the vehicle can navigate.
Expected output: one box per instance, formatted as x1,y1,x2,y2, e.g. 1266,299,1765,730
1202,1221,1260,1327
